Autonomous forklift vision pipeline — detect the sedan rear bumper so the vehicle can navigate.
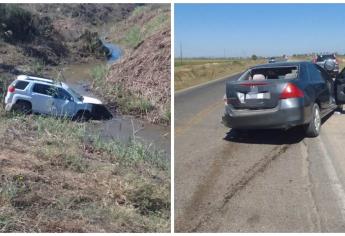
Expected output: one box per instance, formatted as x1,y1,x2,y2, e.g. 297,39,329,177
222,98,308,129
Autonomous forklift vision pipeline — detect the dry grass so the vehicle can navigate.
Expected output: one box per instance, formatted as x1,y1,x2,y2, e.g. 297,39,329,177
174,58,265,91
0,108,170,233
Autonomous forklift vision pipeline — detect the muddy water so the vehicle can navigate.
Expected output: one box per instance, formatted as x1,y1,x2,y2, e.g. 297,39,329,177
60,62,170,160
103,41,122,63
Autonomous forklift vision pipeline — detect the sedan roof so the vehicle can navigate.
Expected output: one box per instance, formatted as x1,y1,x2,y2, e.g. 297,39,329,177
250,61,310,69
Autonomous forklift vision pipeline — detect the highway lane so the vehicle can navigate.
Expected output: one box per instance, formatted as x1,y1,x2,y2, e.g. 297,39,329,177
175,74,345,232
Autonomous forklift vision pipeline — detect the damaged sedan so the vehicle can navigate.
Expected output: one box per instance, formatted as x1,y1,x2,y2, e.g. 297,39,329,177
222,61,345,137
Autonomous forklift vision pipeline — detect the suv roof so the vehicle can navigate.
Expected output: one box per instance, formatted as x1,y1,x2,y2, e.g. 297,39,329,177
16,75,64,88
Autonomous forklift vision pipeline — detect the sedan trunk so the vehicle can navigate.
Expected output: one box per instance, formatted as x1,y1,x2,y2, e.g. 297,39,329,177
226,66,299,110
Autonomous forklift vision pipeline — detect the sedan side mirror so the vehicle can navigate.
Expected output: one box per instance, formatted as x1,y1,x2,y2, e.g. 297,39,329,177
324,59,336,71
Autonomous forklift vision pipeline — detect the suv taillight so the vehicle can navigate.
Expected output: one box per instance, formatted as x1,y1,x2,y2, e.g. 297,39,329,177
279,83,304,99
8,86,15,93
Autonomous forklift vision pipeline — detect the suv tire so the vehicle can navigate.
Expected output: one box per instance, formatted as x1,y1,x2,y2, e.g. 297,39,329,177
73,110,91,122
12,101,32,114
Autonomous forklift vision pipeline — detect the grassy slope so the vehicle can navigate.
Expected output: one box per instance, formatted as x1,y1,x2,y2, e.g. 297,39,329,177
90,5,171,124
0,107,170,232
175,58,265,91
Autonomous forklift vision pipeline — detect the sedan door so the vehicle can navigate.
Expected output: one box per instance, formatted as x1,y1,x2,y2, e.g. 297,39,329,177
307,64,331,111
335,68,345,104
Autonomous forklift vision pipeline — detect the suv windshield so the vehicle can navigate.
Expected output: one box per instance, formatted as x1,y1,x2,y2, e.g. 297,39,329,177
66,87,83,101
239,66,299,80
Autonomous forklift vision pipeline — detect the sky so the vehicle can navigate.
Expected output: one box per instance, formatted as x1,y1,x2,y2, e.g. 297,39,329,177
174,4,345,58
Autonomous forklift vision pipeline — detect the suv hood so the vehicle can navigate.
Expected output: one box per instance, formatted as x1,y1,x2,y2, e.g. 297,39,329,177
82,96,102,105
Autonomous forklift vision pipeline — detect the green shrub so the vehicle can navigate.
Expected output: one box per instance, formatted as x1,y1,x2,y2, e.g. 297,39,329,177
124,26,142,48
0,4,35,42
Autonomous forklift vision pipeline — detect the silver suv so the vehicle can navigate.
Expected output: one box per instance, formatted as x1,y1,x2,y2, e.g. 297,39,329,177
4,75,106,121
313,54,339,77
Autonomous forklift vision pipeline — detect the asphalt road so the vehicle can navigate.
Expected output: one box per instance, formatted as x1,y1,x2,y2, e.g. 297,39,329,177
175,73,345,232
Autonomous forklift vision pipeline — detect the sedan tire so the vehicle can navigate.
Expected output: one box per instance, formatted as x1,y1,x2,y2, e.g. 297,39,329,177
305,103,321,137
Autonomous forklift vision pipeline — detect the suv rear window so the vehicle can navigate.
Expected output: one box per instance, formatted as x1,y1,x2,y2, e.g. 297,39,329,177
316,55,335,62
239,66,299,81
14,81,29,90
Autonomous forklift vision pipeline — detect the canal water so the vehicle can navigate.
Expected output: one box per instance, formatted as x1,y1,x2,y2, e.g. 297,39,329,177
59,41,170,160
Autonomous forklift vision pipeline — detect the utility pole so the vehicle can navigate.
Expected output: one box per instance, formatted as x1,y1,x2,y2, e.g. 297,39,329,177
180,42,183,65
224,48,226,59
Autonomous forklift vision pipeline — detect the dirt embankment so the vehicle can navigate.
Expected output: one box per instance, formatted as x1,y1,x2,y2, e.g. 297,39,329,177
106,29,170,124
91,5,171,124
0,4,136,77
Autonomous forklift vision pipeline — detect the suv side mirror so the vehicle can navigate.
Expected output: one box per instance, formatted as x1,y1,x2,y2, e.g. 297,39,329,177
324,59,336,71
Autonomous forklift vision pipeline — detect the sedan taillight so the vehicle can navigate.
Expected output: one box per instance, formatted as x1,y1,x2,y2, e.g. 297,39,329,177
280,83,304,99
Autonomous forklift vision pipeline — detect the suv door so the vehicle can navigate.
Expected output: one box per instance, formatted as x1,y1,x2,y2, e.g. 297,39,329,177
335,68,345,104
31,83,55,114
51,88,76,117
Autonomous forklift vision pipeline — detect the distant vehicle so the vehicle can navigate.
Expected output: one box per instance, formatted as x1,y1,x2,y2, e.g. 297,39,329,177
222,61,345,137
4,75,112,121
268,56,288,64
313,54,339,77
268,57,276,63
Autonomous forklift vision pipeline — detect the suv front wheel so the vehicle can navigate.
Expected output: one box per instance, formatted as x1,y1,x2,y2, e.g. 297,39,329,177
73,110,91,122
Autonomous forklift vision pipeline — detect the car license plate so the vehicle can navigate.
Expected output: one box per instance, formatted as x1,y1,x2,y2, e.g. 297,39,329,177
246,92,270,99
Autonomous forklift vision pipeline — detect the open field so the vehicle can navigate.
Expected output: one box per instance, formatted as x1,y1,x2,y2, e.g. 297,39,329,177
175,55,345,92
174,58,265,91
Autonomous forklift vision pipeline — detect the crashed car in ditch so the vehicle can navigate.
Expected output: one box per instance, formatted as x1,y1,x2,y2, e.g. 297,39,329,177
4,75,112,121
222,60,345,137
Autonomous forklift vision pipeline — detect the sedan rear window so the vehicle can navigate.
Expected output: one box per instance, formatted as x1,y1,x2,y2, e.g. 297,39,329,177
239,66,299,81
14,81,29,90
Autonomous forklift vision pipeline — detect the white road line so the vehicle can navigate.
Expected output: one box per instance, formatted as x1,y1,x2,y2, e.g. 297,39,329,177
318,136,345,220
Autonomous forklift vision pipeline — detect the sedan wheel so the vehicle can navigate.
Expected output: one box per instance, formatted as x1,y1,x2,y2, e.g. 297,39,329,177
314,107,321,133
305,103,321,137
